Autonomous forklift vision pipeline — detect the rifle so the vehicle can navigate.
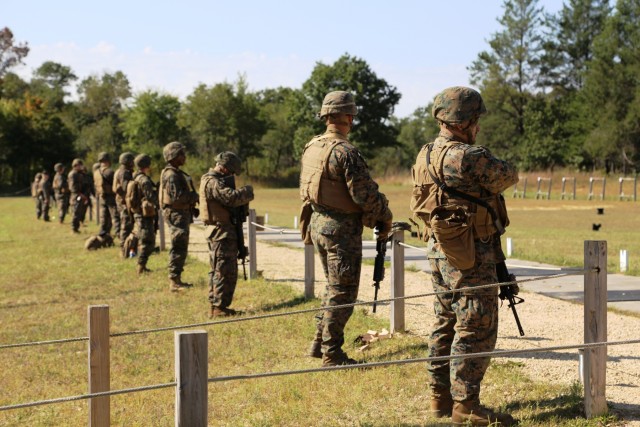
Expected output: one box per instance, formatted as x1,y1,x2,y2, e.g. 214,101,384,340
496,261,525,336
225,175,249,280
372,221,411,313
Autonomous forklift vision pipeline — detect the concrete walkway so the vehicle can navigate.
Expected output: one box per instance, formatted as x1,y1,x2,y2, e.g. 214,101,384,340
251,224,640,315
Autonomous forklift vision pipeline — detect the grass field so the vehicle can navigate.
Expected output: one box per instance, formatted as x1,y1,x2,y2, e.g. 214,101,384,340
250,182,640,276
0,197,622,426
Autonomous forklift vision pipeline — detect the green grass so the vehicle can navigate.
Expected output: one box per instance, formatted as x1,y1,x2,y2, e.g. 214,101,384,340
0,197,624,426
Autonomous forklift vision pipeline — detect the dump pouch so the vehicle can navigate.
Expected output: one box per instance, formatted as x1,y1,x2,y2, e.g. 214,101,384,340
430,204,475,270
299,201,313,245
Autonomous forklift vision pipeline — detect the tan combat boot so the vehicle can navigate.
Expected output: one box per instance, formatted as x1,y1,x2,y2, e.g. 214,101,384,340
169,277,192,292
136,264,151,275
322,351,360,367
452,400,515,426
429,388,453,418
307,340,322,358
208,306,239,318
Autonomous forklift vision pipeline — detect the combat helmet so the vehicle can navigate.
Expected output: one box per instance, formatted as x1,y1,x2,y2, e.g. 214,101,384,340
98,152,110,163
134,154,152,169
54,163,64,172
319,91,358,119
119,152,135,167
432,86,487,125
72,158,84,167
163,141,186,162
215,151,242,175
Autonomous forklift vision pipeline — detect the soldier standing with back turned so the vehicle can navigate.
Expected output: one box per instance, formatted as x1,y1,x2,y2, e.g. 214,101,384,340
299,91,393,367
113,152,135,255
53,163,70,224
94,152,120,238
159,141,199,292
410,87,518,426
131,154,158,275
36,170,52,222
200,151,254,318
68,159,89,233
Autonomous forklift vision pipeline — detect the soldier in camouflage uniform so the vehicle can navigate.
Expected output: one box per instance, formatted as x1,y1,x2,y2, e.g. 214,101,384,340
200,151,254,318
94,152,120,238
69,159,90,233
131,154,158,275
159,141,199,292
36,170,52,221
300,91,393,367
113,152,135,254
31,172,42,219
410,87,518,426
53,163,70,224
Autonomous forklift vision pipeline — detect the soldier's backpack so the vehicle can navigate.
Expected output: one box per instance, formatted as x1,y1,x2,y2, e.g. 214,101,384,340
198,172,216,224
125,178,142,214
122,233,139,259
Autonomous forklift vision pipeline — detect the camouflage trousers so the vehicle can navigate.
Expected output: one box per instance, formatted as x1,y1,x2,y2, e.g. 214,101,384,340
163,208,191,279
35,196,50,221
118,204,134,246
134,215,156,266
207,236,238,309
55,192,69,223
310,210,363,357
427,257,499,402
98,195,120,237
71,194,88,232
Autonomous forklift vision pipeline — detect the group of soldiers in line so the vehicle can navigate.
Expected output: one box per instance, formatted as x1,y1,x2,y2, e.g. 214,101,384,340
31,86,516,426
31,144,254,320
299,88,518,426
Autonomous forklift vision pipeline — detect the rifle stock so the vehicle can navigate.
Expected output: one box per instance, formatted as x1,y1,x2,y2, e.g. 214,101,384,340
496,261,525,336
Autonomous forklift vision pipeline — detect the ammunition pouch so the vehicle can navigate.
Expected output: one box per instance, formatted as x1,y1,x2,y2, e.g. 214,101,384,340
430,205,475,270
141,200,156,218
299,202,313,245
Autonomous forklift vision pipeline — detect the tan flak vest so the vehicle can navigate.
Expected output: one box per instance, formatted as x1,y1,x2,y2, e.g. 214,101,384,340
410,140,508,240
299,132,363,214
199,172,230,225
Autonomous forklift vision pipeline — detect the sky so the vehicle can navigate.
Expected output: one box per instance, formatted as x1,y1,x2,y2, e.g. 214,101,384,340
5,0,565,117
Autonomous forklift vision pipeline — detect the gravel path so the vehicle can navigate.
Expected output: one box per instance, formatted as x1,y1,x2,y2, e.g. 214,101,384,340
188,227,640,424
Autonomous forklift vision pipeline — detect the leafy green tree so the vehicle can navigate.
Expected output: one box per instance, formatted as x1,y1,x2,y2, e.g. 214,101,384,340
0,72,29,100
469,0,545,160
291,53,401,158
178,76,266,174
0,27,29,80
30,61,77,111
75,71,131,159
120,90,184,164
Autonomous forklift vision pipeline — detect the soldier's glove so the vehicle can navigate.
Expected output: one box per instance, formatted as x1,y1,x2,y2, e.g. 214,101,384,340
375,218,393,241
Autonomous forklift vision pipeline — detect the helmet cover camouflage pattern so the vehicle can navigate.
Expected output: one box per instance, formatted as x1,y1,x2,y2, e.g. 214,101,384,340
319,91,358,119
92,163,100,172
119,152,135,167
432,86,487,125
54,163,64,172
163,141,186,162
134,154,152,169
215,151,242,175
98,152,110,163
72,158,84,167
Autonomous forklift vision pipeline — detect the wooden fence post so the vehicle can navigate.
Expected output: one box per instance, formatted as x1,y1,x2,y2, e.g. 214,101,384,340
390,230,405,333
88,305,110,427
583,241,607,418
304,244,315,299
95,195,100,225
158,209,166,251
175,330,208,427
248,209,257,280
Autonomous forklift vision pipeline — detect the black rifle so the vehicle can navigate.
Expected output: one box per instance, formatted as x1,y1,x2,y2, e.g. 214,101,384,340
225,175,249,280
496,261,525,336
372,223,387,313
372,221,410,313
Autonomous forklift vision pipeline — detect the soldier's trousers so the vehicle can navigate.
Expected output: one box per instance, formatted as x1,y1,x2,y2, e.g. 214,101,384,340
427,257,499,402
71,195,88,232
55,193,69,223
135,215,156,267
163,208,191,279
36,197,50,221
310,212,362,357
118,204,134,246
98,195,120,237
208,236,238,309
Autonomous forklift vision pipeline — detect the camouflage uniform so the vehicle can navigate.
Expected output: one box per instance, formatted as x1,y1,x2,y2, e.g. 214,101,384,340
68,160,89,233
201,152,254,315
411,87,518,418
36,172,52,221
132,169,158,270
113,153,135,249
53,164,70,223
300,91,392,365
31,173,42,219
95,157,120,237
159,143,198,285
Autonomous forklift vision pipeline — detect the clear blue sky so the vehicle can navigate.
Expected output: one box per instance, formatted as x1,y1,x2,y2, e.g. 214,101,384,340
5,0,565,117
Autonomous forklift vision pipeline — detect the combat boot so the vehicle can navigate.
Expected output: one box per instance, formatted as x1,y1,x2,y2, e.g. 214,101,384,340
307,340,323,358
136,264,151,275
429,387,453,418
322,351,360,367
208,306,239,318
452,400,515,426
169,278,192,292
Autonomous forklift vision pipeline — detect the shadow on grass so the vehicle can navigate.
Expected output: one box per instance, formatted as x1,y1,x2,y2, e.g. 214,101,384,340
257,294,310,312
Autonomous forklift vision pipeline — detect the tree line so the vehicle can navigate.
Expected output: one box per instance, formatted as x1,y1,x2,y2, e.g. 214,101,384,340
1,0,639,190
